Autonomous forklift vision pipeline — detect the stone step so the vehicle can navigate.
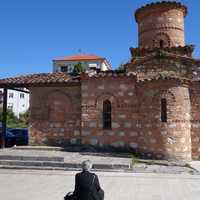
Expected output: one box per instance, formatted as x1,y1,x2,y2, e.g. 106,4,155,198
0,159,130,171
12,146,63,151
0,164,129,172
0,160,65,168
0,165,66,171
0,155,64,162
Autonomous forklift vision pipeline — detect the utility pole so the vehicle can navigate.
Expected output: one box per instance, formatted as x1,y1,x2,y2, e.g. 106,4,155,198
1,87,7,148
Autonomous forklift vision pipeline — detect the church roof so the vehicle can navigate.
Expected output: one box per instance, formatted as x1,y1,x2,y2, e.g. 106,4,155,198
83,70,191,83
0,72,80,88
84,70,132,78
126,48,198,67
136,71,191,83
130,45,194,58
0,70,194,88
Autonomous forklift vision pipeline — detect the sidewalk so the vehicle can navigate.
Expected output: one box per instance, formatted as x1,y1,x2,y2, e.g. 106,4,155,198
189,161,200,172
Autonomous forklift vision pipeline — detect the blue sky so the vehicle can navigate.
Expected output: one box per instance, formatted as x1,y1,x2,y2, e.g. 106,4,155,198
0,0,199,78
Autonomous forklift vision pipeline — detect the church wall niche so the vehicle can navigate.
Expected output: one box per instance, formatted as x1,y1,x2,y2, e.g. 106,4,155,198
29,86,81,146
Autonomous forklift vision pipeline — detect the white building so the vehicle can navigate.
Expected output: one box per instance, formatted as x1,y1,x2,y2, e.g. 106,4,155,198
0,88,29,118
53,54,111,73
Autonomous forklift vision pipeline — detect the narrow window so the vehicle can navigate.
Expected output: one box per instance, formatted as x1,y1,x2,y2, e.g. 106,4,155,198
161,98,167,122
60,66,68,72
9,93,14,98
7,103,13,111
103,100,112,129
20,93,25,99
160,40,164,48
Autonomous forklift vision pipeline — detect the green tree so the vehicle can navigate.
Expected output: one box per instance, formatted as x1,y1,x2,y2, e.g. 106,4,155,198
116,63,125,72
18,110,30,126
0,107,29,128
73,62,84,74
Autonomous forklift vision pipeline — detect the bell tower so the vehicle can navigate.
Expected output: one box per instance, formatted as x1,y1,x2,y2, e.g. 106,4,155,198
135,1,187,48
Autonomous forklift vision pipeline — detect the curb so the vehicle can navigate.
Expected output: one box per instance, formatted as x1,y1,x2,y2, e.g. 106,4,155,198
0,155,64,162
11,146,63,151
0,159,130,171
0,164,130,172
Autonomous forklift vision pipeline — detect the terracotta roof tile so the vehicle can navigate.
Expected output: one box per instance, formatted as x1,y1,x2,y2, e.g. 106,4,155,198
82,70,135,79
136,71,191,82
0,72,80,87
127,50,197,66
130,45,195,57
53,54,105,61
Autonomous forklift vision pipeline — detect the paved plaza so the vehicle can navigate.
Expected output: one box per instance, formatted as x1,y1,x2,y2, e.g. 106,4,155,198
0,169,200,200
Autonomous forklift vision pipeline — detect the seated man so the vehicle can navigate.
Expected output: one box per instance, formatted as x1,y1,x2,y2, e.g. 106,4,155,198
73,160,103,200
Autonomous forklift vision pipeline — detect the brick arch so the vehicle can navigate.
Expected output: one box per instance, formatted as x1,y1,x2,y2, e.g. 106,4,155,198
152,90,176,104
153,32,171,48
47,90,72,122
95,93,118,110
161,90,176,102
138,90,176,115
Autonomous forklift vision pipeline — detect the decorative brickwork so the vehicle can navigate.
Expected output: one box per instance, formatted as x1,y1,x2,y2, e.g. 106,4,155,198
29,86,81,146
81,75,138,149
137,80,191,160
135,1,187,48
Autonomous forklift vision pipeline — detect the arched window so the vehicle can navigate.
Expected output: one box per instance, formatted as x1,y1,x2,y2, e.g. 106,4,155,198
103,100,112,129
161,98,167,122
160,40,164,48
154,33,170,48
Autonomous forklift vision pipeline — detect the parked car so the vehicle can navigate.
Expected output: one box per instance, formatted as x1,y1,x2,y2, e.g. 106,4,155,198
7,128,28,146
5,130,17,147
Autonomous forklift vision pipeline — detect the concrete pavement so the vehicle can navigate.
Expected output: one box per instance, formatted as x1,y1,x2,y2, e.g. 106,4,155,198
190,161,200,172
0,169,200,200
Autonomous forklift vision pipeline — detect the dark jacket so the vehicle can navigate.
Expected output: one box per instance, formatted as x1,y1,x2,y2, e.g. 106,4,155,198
73,170,101,200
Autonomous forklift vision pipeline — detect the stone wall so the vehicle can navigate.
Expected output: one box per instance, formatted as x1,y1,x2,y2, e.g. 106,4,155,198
81,75,139,150
190,83,200,160
80,77,192,161
137,80,191,161
29,86,81,146
28,78,193,161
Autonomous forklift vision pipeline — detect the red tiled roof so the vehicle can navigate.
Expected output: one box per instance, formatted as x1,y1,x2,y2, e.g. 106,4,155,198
83,70,191,83
0,71,194,88
130,45,195,57
136,71,191,83
0,72,80,87
81,70,134,79
53,54,105,61
126,50,197,67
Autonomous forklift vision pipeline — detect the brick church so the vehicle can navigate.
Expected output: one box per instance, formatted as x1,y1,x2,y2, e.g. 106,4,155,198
1,1,200,161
